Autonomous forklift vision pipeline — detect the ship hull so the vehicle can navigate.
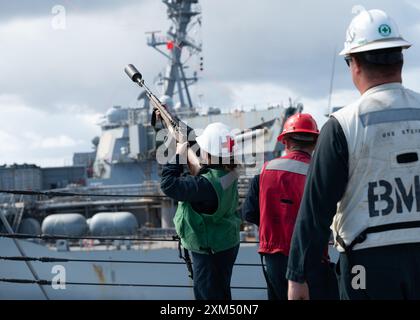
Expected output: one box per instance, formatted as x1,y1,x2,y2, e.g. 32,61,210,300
0,238,339,300
0,238,267,300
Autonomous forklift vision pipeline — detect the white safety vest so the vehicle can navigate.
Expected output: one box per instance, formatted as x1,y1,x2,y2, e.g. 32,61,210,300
332,83,420,252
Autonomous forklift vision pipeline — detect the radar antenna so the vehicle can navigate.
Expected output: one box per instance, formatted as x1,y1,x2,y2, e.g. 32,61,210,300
146,0,202,112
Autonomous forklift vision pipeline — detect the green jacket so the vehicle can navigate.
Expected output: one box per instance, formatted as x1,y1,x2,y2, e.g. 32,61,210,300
173,168,241,254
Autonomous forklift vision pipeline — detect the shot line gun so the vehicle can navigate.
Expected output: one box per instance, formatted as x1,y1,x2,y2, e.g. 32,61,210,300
124,64,201,175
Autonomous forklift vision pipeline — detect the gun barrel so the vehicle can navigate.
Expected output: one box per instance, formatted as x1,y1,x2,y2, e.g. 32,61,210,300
123,64,202,176
235,129,266,142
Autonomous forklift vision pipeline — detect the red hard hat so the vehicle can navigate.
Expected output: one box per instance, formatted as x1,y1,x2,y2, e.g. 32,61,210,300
278,113,319,143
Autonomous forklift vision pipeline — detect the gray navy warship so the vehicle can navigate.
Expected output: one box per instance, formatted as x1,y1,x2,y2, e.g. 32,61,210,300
0,0,307,300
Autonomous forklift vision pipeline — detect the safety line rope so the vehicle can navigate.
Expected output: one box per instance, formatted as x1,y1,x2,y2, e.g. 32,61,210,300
0,278,266,290
0,189,164,199
0,233,259,244
0,256,262,267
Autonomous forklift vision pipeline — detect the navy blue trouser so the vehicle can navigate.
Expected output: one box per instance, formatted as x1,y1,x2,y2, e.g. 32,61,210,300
337,243,420,300
263,253,339,300
191,245,239,300
263,253,289,300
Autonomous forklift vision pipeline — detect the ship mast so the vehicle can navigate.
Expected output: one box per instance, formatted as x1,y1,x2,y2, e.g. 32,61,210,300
147,0,202,111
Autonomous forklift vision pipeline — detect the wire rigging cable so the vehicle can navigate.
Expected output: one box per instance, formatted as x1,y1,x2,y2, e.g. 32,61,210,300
0,255,262,267
0,189,165,198
0,233,259,244
0,278,266,290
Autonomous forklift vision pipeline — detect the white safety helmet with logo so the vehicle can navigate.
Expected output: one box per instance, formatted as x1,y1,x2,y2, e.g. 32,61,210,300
196,122,235,158
339,9,412,56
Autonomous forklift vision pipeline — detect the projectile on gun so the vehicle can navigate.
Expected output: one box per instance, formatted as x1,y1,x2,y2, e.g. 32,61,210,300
124,64,174,128
124,64,201,175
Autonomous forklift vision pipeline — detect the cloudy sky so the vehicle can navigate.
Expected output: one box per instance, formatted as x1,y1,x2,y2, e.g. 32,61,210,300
0,0,419,167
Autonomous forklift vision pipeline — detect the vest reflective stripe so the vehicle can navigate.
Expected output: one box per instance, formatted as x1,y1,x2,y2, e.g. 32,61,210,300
219,170,239,190
332,83,420,252
360,108,420,127
265,158,309,176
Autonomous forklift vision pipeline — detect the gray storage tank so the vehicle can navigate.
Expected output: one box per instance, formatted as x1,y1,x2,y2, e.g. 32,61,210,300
41,213,88,236
18,218,41,236
89,212,138,236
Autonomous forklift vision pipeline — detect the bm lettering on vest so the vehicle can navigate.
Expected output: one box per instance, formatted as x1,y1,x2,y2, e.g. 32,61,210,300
368,176,420,217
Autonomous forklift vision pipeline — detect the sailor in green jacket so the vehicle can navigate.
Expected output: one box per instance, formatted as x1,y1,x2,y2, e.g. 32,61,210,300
161,122,241,300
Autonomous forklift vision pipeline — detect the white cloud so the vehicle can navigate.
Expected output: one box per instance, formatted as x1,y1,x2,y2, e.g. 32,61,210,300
0,1,419,166
0,94,100,166
0,130,22,153
302,88,360,128
405,0,420,11
404,67,420,92
221,81,361,130
196,74,420,133
28,134,83,149
0,1,166,112
225,82,296,110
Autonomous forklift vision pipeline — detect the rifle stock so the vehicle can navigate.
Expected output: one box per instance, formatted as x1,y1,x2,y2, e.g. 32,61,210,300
125,64,201,175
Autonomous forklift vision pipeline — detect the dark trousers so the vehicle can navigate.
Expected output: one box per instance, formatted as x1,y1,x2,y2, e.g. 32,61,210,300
191,245,239,300
263,253,339,300
263,253,288,300
337,243,420,300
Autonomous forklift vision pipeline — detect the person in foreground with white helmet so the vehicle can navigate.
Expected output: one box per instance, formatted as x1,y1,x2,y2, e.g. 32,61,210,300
242,113,338,300
161,122,241,300
287,9,420,300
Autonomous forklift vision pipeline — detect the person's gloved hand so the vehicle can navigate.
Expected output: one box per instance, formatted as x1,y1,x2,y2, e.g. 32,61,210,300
155,109,161,121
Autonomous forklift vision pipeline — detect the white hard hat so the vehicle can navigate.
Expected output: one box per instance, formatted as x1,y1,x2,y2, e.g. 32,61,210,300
339,9,411,56
196,122,235,158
